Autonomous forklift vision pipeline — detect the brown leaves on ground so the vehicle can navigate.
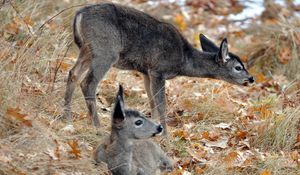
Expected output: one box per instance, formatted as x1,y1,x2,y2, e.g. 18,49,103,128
67,140,81,159
278,47,292,64
260,170,271,175
1,0,300,175
174,14,187,32
6,107,32,127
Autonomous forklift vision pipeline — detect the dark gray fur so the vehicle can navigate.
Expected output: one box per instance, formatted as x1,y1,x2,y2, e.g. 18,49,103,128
94,85,173,175
63,3,254,133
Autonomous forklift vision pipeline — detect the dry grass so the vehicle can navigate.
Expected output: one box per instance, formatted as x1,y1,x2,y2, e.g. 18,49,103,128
0,0,300,175
252,106,300,151
241,16,300,80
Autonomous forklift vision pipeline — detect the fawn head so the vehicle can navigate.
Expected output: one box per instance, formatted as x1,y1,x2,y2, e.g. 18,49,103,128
200,34,254,86
112,85,163,139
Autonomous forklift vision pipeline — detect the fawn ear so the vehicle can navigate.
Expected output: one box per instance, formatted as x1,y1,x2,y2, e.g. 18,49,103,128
217,38,229,64
112,85,126,128
200,34,219,52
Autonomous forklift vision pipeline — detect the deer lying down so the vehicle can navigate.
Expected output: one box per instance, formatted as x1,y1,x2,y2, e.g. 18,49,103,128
63,3,254,134
94,85,173,175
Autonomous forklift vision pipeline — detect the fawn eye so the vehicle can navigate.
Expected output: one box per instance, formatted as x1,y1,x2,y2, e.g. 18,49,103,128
235,66,242,71
135,120,143,126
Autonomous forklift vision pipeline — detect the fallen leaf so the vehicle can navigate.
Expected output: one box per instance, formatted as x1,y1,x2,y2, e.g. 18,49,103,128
181,99,193,112
278,47,292,64
223,151,238,165
173,129,189,140
6,107,32,127
182,171,192,175
194,166,205,174
235,130,248,140
203,137,228,149
201,131,219,141
45,148,58,160
67,140,81,159
186,148,207,162
214,123,232,130
255,73,266,83
174,14,187,31
55,59,71,72
61,124,75,133
3,22,19,35
24,16,34,26
290,150,299,162
260,169,271,175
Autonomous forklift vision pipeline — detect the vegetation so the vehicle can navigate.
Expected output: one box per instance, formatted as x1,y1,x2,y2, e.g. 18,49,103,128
0,0,299,174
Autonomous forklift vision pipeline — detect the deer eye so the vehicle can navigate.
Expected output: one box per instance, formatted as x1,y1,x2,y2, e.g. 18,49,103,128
235,66,242,71
135,120,143,126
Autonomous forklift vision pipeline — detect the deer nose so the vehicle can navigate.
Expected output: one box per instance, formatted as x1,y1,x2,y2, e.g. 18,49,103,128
248,76,254,83
157,125,163,133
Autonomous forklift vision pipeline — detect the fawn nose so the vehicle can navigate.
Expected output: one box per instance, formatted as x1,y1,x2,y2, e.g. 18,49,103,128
157,125,163,133
248,76,254,84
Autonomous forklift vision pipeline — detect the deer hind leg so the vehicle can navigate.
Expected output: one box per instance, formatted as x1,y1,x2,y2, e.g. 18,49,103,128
80,51,117,126
143,74,156,117
63,48,91,119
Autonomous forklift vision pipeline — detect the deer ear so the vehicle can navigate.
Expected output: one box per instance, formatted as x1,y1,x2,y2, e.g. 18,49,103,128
217,38,229,64
112,85,126,128
200,34,219,52
117,85,124,102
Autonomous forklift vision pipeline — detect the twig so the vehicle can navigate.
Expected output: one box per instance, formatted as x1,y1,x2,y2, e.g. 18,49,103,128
48,41,72,92
229,17,253,23
9,1,34,36
38,4,90,32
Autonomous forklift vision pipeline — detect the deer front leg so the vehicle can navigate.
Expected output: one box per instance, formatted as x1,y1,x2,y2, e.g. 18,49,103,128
143,74,155,117
149,73,167,135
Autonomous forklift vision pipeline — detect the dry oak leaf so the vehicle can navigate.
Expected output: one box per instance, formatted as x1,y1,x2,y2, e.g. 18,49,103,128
278,47,292,64
235,130,248,140
194,166,205,174
3,22,19,35
223,151,238,166
67,140,81,159
54,59,71,72
253,73,266,83
201,131,219,141
24,16,34,26
6,107,32,127
202,137,228,149
290,150,299,162
181,99,193,112
186,147,207,162
260,169,271,175
173,129,189,140
174,14,187,31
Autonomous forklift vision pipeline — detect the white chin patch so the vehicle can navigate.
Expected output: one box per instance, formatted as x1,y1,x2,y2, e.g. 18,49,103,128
157,131,163,136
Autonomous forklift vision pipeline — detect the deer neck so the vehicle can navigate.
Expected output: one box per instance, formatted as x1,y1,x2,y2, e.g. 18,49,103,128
181,46,219,78
110,129,133,152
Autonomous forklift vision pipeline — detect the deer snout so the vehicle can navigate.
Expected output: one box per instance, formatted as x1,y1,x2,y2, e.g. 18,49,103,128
152,125,163,137
248,76,254,84
157,125,163,133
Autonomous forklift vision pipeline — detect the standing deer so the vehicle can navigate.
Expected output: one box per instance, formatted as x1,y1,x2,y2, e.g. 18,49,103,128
94,85,173,175
63,3,254,134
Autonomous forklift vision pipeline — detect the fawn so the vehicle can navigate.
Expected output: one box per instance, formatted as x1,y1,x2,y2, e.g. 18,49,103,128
63,3,254,134
94,85,173,175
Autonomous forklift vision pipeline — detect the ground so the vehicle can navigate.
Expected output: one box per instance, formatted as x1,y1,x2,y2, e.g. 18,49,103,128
0,0,300,175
